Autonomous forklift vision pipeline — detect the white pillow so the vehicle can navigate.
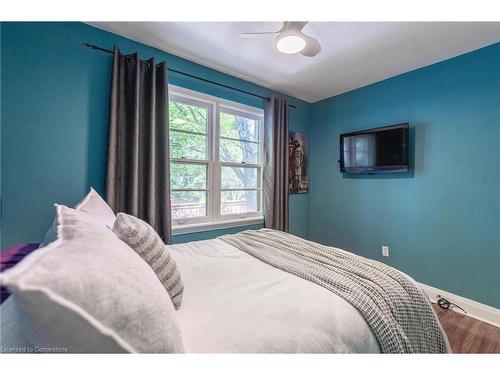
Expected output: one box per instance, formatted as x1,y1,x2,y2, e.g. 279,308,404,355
39,188,116,247
0,297,34,353
75,187,116,229
1,205,185,353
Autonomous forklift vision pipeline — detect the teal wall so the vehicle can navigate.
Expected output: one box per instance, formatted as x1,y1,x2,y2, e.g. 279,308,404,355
308,44,500,308
0,22,311,247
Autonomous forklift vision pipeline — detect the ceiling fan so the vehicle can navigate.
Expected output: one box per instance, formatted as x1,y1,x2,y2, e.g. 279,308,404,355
238,21,321,57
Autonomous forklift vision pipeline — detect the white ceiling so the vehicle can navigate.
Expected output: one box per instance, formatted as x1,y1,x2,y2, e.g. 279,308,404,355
88,22,500,103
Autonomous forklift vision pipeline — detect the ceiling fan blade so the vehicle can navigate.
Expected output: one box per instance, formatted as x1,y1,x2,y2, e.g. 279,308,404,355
300,35,321,57
237,31,279,39
283,21,308,32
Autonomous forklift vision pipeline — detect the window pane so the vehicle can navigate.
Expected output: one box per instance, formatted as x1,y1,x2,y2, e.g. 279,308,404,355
170,131,207,160
220,112,259,142
169,101,207,133
220,138,259,164
221,166,258,189
171,163,207,189
171,191,207,219
221,190,259,215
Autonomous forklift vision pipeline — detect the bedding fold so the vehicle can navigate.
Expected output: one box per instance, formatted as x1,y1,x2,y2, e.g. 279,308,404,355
220,229,449,353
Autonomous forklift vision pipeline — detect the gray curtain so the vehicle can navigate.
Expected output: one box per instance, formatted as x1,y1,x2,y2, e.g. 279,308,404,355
106,47,172,243
263,97,289,232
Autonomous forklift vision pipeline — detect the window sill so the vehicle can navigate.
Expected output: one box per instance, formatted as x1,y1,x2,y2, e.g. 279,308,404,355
172,216,264,235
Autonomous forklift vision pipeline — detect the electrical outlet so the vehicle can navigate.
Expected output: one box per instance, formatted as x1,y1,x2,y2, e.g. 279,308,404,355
382,246,389,257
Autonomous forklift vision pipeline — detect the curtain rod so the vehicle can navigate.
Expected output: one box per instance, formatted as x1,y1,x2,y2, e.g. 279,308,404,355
82,43,297,109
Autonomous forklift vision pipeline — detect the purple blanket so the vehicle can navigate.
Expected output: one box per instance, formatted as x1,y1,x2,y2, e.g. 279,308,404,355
1,243,40,303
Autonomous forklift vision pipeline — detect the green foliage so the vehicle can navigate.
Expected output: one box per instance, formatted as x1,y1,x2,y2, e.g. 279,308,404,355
171,163,206,189
220,112,258,142
170,131,206,160
169,101,206,133
169,100,261,212
220,138,258,164
221,166,258,189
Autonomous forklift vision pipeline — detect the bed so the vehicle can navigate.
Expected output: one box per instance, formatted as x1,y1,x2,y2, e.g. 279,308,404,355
1,233,450,354
171,238,380,353
0,192,449,354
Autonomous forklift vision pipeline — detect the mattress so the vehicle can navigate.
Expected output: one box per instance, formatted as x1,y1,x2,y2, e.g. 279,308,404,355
169,238,380,353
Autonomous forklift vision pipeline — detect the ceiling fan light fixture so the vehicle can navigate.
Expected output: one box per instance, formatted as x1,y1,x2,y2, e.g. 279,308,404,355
276,34,306,54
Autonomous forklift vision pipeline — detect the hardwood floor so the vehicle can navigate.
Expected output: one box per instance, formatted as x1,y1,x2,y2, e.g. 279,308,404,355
432,304,500,353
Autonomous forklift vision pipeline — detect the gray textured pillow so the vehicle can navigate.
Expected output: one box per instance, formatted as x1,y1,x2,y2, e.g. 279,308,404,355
113,213,184,309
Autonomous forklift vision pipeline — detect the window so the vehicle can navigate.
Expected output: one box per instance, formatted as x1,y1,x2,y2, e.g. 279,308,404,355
169,86,264,233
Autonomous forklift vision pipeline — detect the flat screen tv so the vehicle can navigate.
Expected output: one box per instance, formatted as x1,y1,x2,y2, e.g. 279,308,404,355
339,123,409,174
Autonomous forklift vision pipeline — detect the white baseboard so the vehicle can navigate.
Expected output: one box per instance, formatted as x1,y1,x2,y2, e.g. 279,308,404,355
419,282,500,328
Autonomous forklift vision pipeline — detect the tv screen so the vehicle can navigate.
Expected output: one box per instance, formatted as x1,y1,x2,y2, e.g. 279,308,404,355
339,123,409,174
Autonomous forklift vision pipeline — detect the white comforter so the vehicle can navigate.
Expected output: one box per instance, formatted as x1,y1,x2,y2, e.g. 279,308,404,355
169,238,380,353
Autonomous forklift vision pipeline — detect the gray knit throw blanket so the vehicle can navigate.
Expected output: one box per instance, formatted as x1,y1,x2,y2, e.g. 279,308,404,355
220,229,448,353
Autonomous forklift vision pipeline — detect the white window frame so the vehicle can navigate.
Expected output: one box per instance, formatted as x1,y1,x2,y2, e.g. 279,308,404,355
169,85,264,235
